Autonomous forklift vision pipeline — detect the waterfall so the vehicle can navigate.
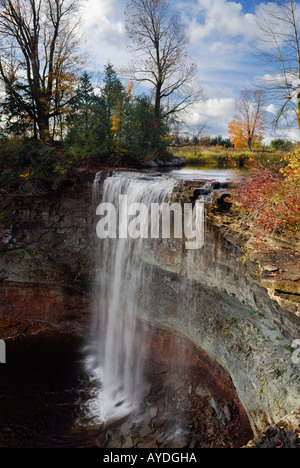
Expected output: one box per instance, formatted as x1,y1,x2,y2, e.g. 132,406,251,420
87,171,206,422
92,171,103,204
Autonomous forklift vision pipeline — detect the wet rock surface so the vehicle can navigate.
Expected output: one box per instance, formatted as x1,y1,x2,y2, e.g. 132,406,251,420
95,362,253,449
244,408,300,448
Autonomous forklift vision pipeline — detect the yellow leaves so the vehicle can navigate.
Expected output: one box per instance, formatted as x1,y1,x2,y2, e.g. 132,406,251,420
19,172,30,179
161,133,173,144
111,115,121,133
54,165,67,175
228,119,264,149
228,120,248,149
125,81,134,101
281,145,300,186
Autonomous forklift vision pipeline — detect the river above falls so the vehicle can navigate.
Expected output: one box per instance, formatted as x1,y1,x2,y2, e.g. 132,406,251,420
160,165,244,182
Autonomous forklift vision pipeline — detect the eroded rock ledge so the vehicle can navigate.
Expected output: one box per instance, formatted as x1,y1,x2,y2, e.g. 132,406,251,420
171,178,300,338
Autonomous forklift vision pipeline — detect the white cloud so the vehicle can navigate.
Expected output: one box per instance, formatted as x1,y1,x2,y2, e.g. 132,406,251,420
209,41,237,55
178,0,260,100
265,103,277,115
77,0,267,138
181,0,256,43
82,0,124,43
185,96,236,136
80,0,130,71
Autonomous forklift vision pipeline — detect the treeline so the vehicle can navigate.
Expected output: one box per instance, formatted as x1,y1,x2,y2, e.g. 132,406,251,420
66,66,172,167
0,0,204,192
174,135,234,149
0,64,172,190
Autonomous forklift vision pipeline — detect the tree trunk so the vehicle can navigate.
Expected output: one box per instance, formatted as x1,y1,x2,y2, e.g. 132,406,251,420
155,83,162,123
297,94,300,131
38,114,51,144
248,132,252,151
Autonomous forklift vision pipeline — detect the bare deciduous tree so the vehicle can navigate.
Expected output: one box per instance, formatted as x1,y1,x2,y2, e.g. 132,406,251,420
0,0,83,142
124,0,205,126
233,89,267,151
255,0,300,134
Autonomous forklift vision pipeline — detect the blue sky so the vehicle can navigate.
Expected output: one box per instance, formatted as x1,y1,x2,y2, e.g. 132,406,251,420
80,0,292,142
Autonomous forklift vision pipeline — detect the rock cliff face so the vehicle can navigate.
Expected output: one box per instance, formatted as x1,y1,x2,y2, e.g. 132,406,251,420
0,282,89,335
0,182,94,336
0,171,299,444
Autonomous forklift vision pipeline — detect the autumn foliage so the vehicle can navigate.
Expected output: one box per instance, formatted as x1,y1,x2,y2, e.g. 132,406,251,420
228,89,266,150
237,156,300,235
228,119,264,149
0,318,56,339
281,145,300,186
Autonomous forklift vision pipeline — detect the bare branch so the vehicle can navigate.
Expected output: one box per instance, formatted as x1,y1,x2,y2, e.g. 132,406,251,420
124,0,205,123
254,0,300,133
0,0,83,141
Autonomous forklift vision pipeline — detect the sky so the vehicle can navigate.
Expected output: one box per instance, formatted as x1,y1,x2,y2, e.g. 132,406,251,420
79,0,293,143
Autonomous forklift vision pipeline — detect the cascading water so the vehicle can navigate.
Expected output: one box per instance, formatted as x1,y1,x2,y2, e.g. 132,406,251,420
87,171,206,423
92,171,103,204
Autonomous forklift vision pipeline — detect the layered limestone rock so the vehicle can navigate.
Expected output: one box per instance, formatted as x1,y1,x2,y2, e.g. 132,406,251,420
0,282,89,336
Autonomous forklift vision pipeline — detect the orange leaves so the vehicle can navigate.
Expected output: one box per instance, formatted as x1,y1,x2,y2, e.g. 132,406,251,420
125,81,134,101
228,120,248,149
228,119,264,149
229,89,266,150
111,115,121,133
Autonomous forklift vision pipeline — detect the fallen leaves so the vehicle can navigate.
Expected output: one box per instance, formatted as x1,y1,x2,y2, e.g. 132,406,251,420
0,318,56,340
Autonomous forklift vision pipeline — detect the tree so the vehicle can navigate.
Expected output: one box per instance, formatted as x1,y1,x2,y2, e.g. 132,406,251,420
1,73,34,138
0,0,82,143
228,89,266,151
101,64,171,163
67,72,96,143
126,94,172,161
124,0,205,126
65,64,173,165
255,0,300,133
101,63,133,160
228,120,249,149
210,135,234,148
270,138,292,151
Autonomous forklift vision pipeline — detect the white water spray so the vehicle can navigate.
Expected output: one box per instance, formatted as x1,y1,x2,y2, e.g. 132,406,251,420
88,171,205,422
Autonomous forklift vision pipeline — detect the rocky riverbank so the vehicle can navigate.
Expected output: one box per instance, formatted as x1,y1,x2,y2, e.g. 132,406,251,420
95,361,253,449
206,189,300,338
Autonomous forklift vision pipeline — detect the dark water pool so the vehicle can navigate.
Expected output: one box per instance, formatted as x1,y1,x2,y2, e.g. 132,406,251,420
0,330,254,449
0,332,99,448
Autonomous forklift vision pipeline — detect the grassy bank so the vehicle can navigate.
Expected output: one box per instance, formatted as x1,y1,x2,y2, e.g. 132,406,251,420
171,146,283,168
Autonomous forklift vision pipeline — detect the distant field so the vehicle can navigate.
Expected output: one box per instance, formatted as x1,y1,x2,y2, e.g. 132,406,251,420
171,146,283,168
